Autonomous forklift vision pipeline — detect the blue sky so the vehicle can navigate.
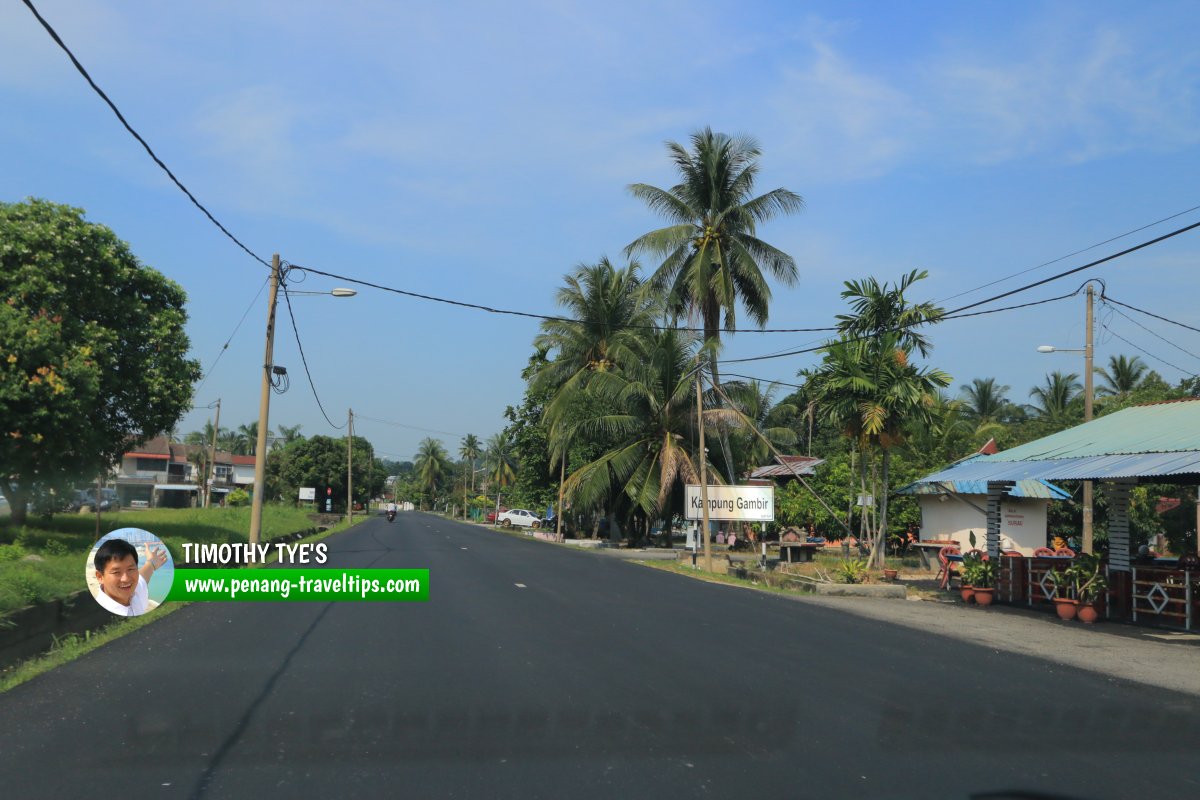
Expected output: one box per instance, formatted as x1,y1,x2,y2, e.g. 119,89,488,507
4,1,1200,463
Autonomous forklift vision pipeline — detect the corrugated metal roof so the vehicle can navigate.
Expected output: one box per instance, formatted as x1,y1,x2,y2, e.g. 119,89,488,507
912,399,1200,485
984,398,1200,461
919,451,1200,484
896,479,1071,500
747,455,824,478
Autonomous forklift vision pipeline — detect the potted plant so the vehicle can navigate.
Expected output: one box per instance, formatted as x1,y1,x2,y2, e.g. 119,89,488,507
1048,569,1077,621
972,560,997,606
959,552,982,603
1071,553,1107,624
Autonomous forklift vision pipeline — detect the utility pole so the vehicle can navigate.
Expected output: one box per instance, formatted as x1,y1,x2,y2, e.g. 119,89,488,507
249,254,281,547
206,398,221,508
1083,284,1095,554
557,458,565,543
696,360,712,572
346,408,354,526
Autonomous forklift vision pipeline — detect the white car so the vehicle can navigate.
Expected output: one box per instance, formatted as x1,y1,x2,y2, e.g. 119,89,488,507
496,508,541,529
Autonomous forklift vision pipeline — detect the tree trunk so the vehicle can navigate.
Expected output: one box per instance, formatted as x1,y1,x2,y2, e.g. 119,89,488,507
874,449,891,569
1,479,28,526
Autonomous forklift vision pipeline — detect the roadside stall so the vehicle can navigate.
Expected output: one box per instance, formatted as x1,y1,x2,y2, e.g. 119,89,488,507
913,399,1200,630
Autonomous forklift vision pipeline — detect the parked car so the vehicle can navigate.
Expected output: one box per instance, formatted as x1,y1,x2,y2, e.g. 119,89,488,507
486,507,508,524
496,508,541,529
67,488,120,513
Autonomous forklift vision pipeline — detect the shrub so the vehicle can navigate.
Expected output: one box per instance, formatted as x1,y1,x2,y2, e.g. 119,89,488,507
227,489,250,507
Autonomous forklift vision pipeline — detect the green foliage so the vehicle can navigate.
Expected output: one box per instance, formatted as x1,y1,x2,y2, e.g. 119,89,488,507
834,559,868,584
0,543,26,562
1067,552,1107,603
268,434,384,509
226,488,250,507
0,198,201,524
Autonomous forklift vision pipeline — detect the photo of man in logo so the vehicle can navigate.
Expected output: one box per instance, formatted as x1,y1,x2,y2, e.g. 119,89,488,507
86,529,173,617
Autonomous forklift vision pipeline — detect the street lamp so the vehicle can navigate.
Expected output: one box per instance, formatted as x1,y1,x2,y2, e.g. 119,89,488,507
249,256,355,546
1035,283,1096,553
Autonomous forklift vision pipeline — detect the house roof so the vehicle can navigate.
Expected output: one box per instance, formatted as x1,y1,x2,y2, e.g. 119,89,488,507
896,478,1071,500
918,398,1200,484
746,455,824,479
230,455,256,466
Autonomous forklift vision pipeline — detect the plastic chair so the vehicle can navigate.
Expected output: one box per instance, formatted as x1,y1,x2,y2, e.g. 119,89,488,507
1033,547,1056,557
1002,550,1024,558
1054,548,1076,558
937,545,961,591
715,532,726,545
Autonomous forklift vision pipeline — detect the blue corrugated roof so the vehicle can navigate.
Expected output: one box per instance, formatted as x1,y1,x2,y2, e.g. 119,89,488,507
896,478,1071,500
919,451,1200,484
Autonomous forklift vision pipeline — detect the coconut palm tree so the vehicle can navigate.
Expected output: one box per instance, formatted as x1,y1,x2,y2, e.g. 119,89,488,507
960,377,1011,426
624,128,803,477
459,434,481,491
533,258,657,416
1096,354,1148,397
485,433,517,515
413,438,451,510
1028,372,1082,421
275,424,304,448
720,379,798,473
562,327,717,529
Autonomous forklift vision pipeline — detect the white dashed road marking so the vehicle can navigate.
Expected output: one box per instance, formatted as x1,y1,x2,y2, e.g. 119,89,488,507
515,583,526,589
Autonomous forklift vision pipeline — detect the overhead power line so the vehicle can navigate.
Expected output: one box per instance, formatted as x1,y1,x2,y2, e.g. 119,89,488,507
1102,295,1200,336
1098,320,1199,378
21,0,270,269
1100,300,1200,365
286,264,836,334
938,202,1200,303
194,276,270,394
354,414,464,439
719,290,1080,365
281,278,346,430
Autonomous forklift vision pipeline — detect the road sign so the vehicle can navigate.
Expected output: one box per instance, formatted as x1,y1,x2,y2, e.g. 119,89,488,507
298,487,316,501
685,484,775,522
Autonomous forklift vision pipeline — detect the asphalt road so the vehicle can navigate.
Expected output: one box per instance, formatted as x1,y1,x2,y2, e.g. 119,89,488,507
1,512,1198,799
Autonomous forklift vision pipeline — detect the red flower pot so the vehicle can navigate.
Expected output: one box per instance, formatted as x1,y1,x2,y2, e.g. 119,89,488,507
1054,598,1079,621
1077,603,1099,624
883,568,898,582
974,588,995,606
961,585,975,603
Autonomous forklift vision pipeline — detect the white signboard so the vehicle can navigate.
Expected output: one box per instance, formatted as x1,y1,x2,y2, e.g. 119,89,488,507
685,485,775,522
298,487,316,501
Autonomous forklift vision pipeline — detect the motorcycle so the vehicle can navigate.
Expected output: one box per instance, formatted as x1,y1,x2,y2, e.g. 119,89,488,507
386,509,396,523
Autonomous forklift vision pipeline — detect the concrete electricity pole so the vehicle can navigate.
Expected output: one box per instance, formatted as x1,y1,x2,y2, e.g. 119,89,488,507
696,360,712,572
206,398,221,509
346,408,354,526
249,254,282,547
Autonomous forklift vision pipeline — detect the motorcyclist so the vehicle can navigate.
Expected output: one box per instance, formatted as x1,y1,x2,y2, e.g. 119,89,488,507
386,500,397,521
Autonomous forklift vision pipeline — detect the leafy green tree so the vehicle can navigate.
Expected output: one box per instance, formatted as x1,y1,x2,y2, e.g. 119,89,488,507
0,198,200,523
835,270,943,358
625,128,803,478
269,434,382,509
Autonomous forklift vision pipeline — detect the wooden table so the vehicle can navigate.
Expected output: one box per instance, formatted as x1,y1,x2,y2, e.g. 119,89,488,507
912,541,956,571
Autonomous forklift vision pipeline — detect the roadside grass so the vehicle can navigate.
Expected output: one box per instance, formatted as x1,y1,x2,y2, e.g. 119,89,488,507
632,559,816,597
0,603,185,693
0,505,335,615
0,513,369,693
